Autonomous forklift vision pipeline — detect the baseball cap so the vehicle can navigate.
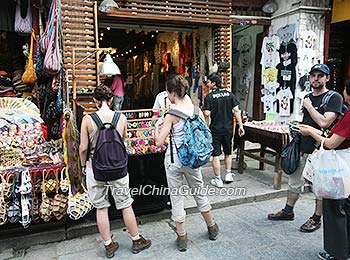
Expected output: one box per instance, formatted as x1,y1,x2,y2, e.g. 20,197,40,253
309,64,330,75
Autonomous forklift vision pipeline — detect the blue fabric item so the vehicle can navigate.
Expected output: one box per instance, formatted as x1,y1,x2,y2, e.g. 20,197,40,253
191,66,199,93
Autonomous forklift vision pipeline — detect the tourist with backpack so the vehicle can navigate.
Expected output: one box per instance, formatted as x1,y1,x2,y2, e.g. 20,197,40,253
203,73,245,188
79,84,151,258
154,73,219,252
268,64,344,234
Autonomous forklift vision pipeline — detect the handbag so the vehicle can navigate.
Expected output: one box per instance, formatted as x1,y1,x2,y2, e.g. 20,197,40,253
39,0,56,54
43,13,61,76
14,0,32,35
312,139,350,199
281,131,300,175
22,29,37,84
7,172,21,224
2,173,13,201
41,169,57,193
67,184,94,221
39,171,53,222
0,175,8,225
51,169,67,220
60,167,69,193
30,172,41,223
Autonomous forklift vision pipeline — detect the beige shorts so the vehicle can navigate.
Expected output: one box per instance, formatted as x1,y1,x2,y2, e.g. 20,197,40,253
86,160,133,209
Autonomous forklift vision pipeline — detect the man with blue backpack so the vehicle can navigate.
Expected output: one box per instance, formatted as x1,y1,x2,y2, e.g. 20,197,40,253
203,73,245,188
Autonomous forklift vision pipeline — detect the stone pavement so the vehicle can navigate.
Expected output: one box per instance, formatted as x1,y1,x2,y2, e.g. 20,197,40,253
1,194,322,260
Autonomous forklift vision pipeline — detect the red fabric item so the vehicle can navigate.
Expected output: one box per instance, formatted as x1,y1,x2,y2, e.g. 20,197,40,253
328,110,350,149
41,123,48,140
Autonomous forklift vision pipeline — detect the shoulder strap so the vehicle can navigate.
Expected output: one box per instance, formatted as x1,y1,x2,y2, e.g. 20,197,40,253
166,109,190,120
90,113,104,129
320,90,335,108
111,112,121,129
193,106,200,117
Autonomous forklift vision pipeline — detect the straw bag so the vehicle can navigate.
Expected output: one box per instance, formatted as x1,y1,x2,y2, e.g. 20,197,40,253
14,0,32,35
39,172,53,222
22,29,37,84
60,167,69,193
30,172,41,223
67,184,93,220
0,175,8,225
51,170,67,220
2,173,13,201
41,169,57,194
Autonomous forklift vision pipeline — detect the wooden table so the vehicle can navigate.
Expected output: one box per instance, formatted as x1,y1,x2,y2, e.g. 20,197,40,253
238,125,289,190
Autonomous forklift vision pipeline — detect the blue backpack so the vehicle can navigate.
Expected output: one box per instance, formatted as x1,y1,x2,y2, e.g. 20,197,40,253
166,106,213,169
90,112,128,181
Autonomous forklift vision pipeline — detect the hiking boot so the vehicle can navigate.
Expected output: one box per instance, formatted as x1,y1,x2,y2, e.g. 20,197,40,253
224,172,234,183
132,235,151,254
267,210,294,220
300,218,321,233
208,223,219,241
105,240,119,258
318,252,338,260
176,234,188,252
210,178,223,188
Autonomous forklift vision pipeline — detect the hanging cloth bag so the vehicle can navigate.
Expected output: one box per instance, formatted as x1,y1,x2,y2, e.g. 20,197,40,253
39,0,56,54
22,29,38,84
43,8,61,76
14,0,32,35
312,139,350,199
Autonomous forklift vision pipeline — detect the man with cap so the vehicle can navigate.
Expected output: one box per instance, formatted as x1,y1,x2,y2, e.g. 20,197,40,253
267,64,344,233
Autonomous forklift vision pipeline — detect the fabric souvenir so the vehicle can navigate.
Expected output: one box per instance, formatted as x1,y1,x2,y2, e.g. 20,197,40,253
22,29,37,84
59,167,69,193
0,175,8,225
14,0,32,35
39,171,53,222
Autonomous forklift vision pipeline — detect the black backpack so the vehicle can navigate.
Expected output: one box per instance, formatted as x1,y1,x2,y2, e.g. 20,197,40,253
90,112,128,181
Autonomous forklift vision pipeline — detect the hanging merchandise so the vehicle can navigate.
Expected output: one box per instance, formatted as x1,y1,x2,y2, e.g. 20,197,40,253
276,87,293,116
261,35,280,70
39,0,57,54
22,29,38,84
14,0,32,35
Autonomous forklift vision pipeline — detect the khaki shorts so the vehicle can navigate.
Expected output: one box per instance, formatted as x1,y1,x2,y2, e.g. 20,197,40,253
288,153,308,193
86,160,133,209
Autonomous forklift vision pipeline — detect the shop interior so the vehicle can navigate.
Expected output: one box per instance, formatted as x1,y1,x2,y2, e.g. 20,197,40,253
98,21,214,110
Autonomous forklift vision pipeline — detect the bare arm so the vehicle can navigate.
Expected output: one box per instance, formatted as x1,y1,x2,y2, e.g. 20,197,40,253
303,97,338,128
203,110,210,117
154,115,174,147
233,105,245,136
299,124,346,149
79,115,90,169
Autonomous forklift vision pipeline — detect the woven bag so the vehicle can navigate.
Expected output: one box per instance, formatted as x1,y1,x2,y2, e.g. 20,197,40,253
43,13,60,76
41,169,56,193
22,29,37,84
59,167,69,193
39,171,52,222
30,171,41,223
0,175,8,225
51,170,67,220
2,174,13,201
67,184,93,221
14,0,32,35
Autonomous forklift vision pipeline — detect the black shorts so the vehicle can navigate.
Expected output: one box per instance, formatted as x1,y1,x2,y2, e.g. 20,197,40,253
212,134,233,156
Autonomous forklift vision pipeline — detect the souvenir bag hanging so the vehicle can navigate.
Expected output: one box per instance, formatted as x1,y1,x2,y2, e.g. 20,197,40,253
39,0,56,54
51,170,68,220
41,169,57,194
2,173,13,201
67,184,93,221
7,172,21,224
56,68,63,114
19,169,32,228
22,29,38,84
59,167,69,193
14,0,32,35
43,8,61,76
30,171,41,223
39,171,53,222
0,175,8,225
312,139,350,199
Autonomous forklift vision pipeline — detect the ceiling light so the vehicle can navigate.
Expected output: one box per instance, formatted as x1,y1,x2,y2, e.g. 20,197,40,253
262,0,278,13
99,0,119,13
99,54,121,76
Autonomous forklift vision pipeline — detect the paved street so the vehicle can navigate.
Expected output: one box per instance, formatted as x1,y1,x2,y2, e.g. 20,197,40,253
1,193,323,260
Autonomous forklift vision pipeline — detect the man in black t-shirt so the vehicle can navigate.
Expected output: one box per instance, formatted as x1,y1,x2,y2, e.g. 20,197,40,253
203,73,245,188
268,64,343,233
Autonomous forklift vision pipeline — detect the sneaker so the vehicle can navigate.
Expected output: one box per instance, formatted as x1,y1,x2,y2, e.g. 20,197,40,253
208,223,219,241
300,218,321,233
105,240,119,258
318,252,337,260
176,234,188,252
132,235,152,254
267,210,294,221
224,172,234,183
210,178,223,188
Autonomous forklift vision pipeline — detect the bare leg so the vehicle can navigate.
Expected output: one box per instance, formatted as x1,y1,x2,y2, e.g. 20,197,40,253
176,221,186,235
286,191,300,207
212,156,221,177
201,211,214,225
314,199,323,216
121,206,139,237
96,208,111,241
224,154,232,172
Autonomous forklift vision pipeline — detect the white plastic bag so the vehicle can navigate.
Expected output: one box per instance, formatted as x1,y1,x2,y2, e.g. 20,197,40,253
312,140,350,199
